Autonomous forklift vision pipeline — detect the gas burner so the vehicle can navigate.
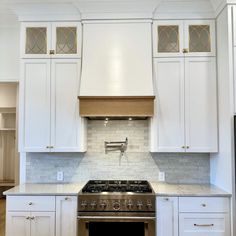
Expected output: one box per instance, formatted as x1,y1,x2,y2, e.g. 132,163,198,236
81,180,153,193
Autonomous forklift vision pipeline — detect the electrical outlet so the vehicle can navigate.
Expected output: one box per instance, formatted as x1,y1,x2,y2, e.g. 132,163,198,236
57,171,64,181
158,172,165,182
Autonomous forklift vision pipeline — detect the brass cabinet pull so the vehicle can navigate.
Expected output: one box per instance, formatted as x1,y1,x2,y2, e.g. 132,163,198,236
182,146,185,149
194,223,214,227
182,48,189,53
164,198,169,201
31,216,35,220
49,50,55,55
201,203,206,207
26,216,30,220
28,202,33,206
65,197,70,201
186,146,190,149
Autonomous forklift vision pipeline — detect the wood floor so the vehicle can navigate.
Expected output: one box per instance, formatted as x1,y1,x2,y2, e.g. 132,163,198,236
0,198,6,236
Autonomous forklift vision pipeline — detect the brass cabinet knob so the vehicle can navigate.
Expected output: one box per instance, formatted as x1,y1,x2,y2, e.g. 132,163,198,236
182,48,189,53
186,146,190,149
65,197,70,201
28,202,33,205
49,50,55,55
182,146,185,149
31,216,35,220
201,203,207,207
26,216,30,220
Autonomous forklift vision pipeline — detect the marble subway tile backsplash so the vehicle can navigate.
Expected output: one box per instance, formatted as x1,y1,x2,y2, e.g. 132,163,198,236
26,120,210,184
26,152,210,184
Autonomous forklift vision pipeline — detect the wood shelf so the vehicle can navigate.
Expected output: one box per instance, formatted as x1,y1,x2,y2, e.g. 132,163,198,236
0,128,16,131
0,108,16,114
0,181,15,187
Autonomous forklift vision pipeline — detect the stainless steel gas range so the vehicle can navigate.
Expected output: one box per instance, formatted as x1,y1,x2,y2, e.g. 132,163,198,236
77,180,156,236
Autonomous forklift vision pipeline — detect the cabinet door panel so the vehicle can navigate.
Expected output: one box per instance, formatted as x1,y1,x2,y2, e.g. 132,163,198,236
6,212,30,236
21,22,51,59
184,20,215,57
153,20,184,57
154,58,185,152
56,196,77,236
51,22,82,58
21,60,51,152
157,197,178,236
185,57,218,152
179,213,230,236
31,212,55,236
51,59,83,151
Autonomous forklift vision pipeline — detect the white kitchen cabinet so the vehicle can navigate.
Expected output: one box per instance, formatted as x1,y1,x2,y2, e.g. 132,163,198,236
154,58,185,152
21,22,81,59
6,212,55,236
20,60,51,152
20,59,86,152
179,213,230,236
157,197,179,236
153,20,215,57
185,57,217,152
152,57,217,153
56,196,77,236
6,212,31,236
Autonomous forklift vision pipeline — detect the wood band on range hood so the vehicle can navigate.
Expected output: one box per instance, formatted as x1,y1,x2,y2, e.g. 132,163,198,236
78,96,155,117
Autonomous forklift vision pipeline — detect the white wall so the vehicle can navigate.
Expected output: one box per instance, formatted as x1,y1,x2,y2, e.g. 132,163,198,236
0,26,20,82
210,6,235,235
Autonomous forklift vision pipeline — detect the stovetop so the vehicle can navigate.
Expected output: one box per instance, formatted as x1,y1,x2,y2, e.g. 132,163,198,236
81,180,153,193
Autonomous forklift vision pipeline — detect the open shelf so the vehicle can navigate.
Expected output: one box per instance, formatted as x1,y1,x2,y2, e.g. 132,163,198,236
0,180,15,187
0,107,16,114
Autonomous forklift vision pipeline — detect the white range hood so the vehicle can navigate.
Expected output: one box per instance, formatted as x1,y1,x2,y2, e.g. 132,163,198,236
79,20,155,117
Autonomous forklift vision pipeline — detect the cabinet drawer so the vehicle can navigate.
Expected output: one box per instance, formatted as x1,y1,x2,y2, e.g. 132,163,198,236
179,197,229,213
179,213,230,236
7,196,55,212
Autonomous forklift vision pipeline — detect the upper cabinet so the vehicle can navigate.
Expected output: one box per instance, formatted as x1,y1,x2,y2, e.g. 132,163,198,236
21,22,82,59
153,20,215,57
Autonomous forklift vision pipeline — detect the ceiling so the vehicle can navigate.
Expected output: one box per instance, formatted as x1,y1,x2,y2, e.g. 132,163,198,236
0,0,228,26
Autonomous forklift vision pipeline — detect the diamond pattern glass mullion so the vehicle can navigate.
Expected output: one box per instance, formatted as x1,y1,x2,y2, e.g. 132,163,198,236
189,25,211,52
158,25,180,53
25,27,47,54
56,27,77,54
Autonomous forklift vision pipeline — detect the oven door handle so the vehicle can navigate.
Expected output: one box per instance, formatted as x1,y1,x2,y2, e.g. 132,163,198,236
77,216,156,220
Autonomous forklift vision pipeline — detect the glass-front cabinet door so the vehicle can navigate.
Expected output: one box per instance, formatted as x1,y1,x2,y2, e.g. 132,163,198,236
21,22,81,58
21,22,51,58
153,20,184,57
184,20,215,57
153,20,215,57
51,22,81,58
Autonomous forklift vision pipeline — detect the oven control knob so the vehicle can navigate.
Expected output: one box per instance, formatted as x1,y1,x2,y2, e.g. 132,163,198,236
90,201,97,209
127,201,134,210
137,201,143,210
100,202,107,209
113,201,121,211
146,201,152,209
81,201,88,209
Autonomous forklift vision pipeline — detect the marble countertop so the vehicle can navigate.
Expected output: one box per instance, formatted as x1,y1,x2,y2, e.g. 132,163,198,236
4,182,231,197
3,183,86,196
150,182,231,197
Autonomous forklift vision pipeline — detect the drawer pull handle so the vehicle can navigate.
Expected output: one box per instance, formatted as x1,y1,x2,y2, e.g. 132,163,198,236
164,198,169,201
29,202,33,205
26,216,30,220
31,216,35,220
201,203,206,207
65,197,70,200
194,224,214,227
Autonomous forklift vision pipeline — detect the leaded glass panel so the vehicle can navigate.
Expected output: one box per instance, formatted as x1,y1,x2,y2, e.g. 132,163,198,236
25,27,47,54
189,25,211,52
158,25,179,53
56,27,77,54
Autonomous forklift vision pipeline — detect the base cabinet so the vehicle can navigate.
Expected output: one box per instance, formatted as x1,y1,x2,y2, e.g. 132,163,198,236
179,213,230,236
6,212,55,236
157,197,178,236
56,196,77,236
157,196,230,236
6,195,78,236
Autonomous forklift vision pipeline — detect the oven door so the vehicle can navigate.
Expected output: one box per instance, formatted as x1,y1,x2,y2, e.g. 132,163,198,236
78,216,156,236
